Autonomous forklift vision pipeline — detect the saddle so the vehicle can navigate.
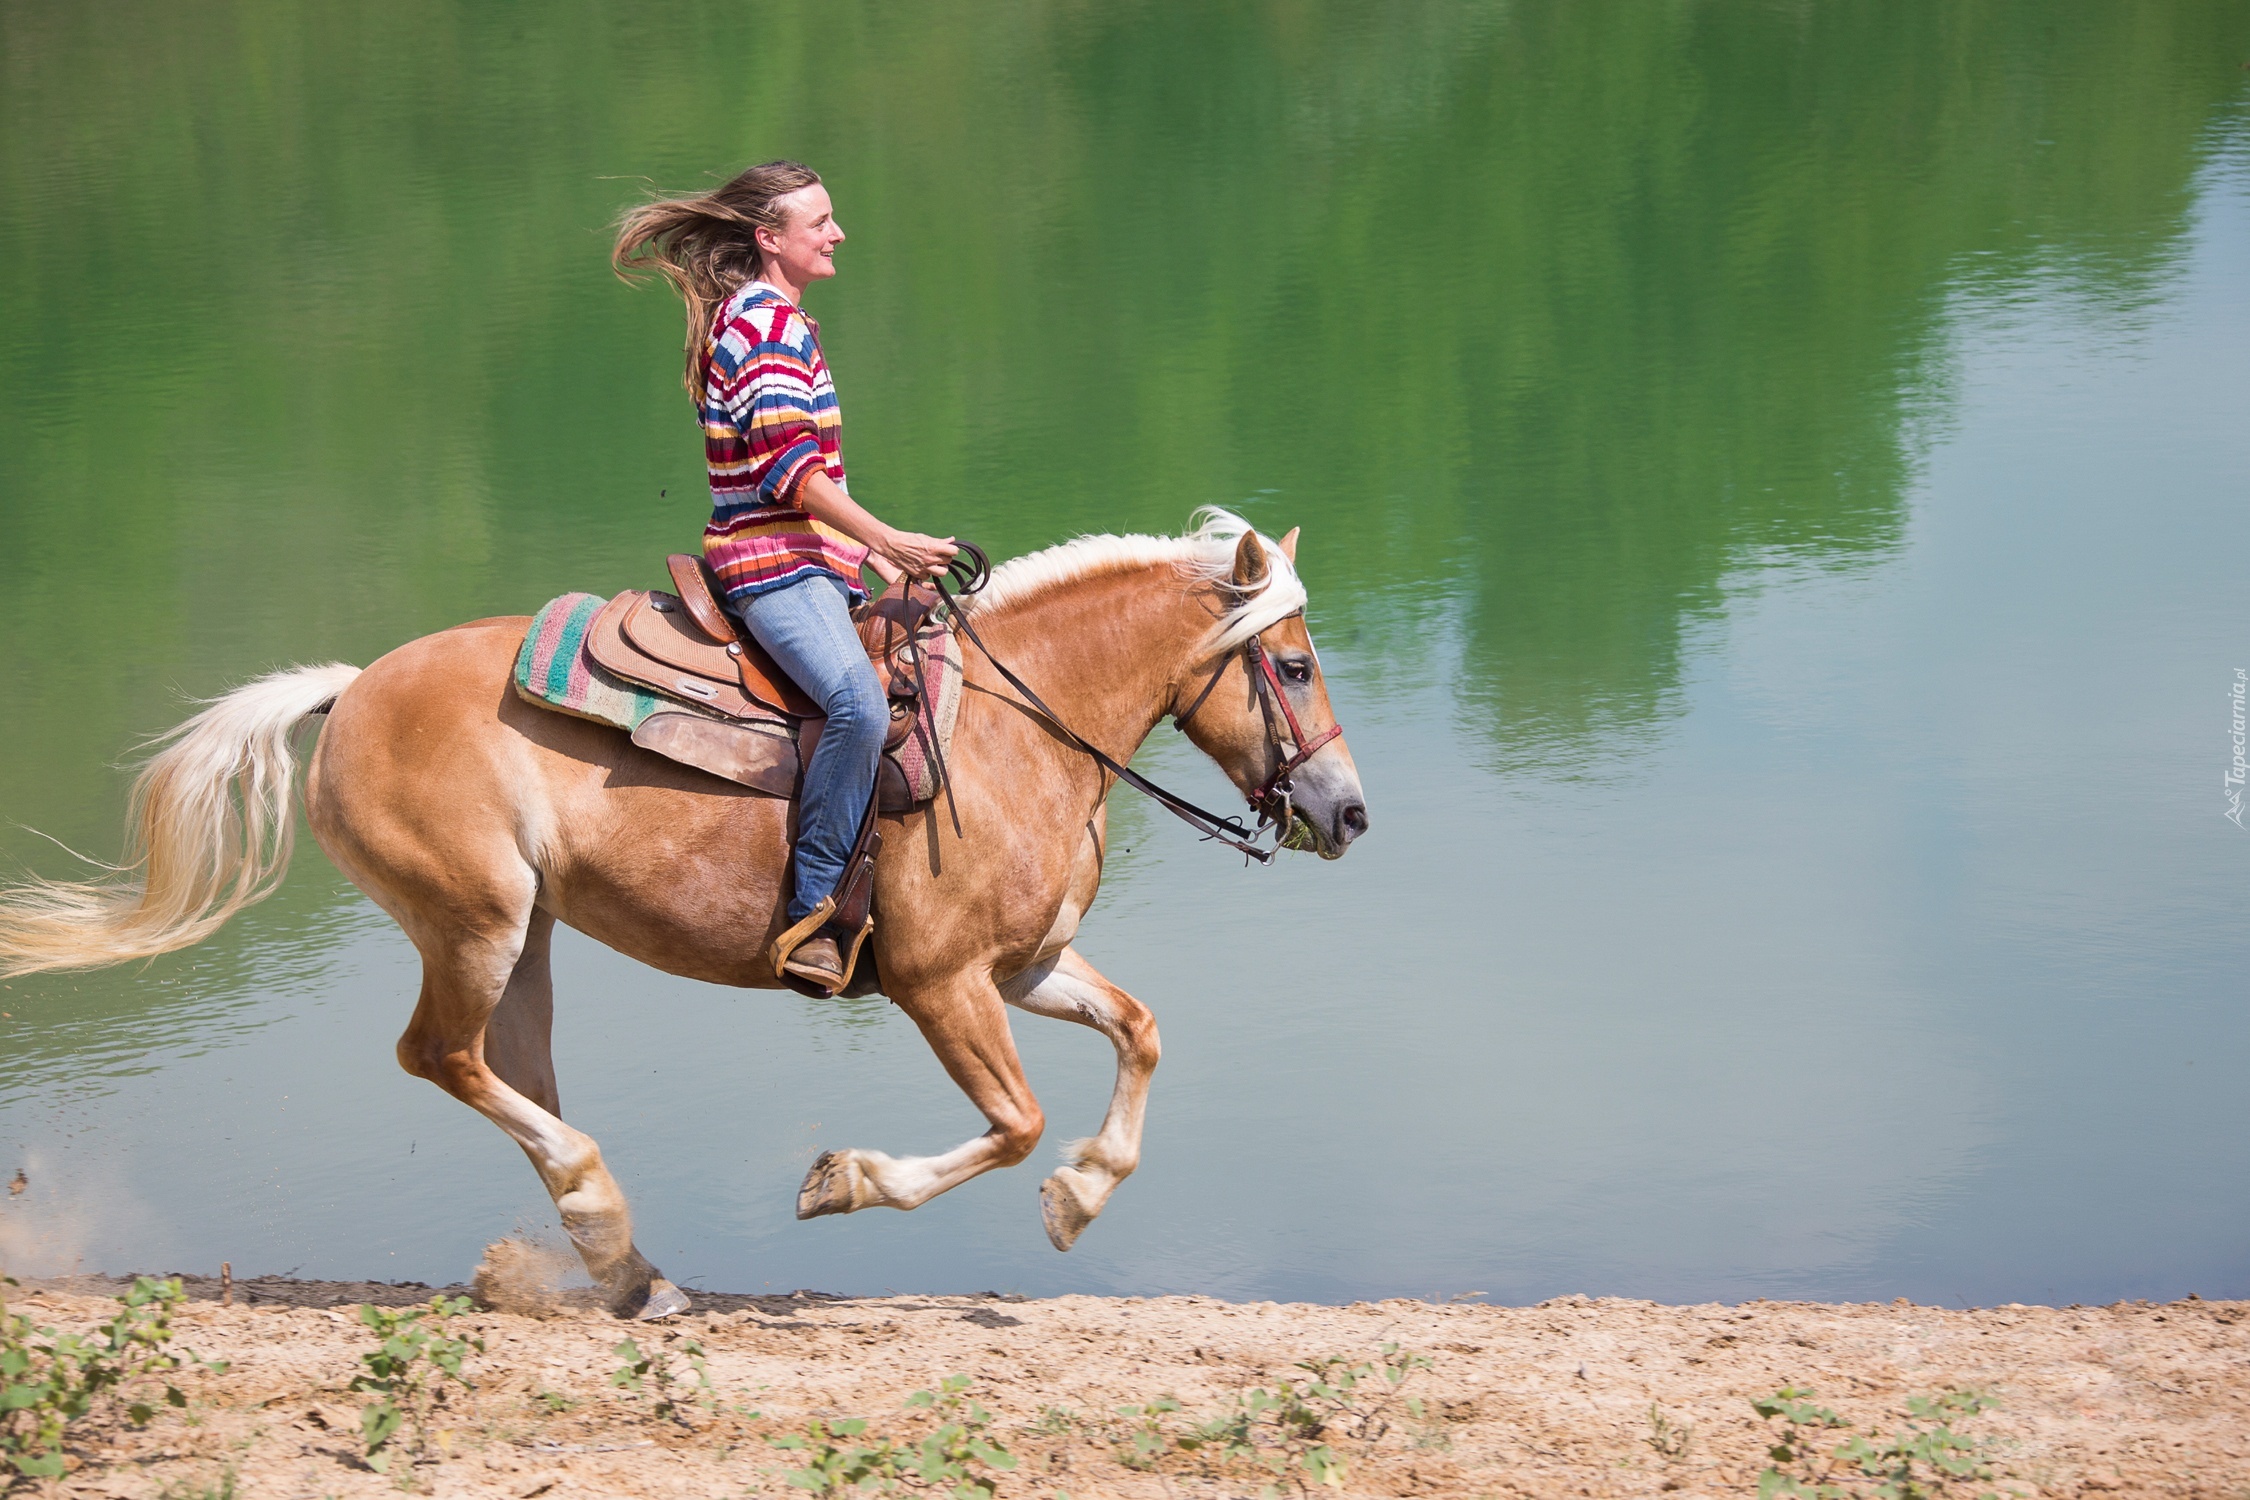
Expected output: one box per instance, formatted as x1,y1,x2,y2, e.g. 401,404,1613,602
582,555,948,814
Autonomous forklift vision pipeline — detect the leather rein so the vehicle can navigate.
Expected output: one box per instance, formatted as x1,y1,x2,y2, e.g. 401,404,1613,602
932,544,1341,865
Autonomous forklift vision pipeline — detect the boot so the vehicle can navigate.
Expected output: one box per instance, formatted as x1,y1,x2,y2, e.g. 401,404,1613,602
783,933,846,991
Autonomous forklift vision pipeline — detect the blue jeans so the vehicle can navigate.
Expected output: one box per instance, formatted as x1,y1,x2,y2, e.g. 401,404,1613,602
729,573,888,922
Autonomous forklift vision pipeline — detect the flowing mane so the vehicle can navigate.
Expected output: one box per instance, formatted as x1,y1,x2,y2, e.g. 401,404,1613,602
969,508,1308,657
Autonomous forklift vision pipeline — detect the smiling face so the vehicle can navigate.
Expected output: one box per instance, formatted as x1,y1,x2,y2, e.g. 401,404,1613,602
755,183,844,289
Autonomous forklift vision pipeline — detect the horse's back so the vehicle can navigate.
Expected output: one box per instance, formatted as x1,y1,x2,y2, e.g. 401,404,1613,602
307,617,792,985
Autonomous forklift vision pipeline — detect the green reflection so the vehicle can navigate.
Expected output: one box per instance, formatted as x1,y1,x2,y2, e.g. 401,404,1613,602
0,2,2239,894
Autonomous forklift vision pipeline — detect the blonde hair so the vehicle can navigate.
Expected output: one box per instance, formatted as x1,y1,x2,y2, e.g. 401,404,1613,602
611,160,824,390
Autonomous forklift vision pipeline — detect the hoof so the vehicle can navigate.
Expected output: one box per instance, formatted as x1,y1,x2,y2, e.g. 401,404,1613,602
633,1278,691,1321
1040,1168,1102,1252
797,1150,873,1219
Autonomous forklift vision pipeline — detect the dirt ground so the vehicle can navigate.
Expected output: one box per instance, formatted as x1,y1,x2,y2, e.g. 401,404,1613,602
12,1268,2247,1499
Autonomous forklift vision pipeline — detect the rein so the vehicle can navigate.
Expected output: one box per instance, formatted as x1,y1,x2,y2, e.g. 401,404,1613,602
933,544,1338,865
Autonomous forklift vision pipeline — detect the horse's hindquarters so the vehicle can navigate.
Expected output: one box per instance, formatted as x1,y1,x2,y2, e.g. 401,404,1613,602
306,618,793,989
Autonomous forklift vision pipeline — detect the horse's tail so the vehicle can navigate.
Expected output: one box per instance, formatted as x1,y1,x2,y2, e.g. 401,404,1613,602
0,662,361,976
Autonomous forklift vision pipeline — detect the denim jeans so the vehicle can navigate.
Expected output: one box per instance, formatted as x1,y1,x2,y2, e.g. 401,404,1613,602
729,573,888,922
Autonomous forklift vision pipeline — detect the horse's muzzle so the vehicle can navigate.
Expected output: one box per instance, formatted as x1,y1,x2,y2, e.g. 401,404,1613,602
1293,769,1369,860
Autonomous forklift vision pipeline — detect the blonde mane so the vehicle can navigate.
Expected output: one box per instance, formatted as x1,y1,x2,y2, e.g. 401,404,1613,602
968,508,1308,658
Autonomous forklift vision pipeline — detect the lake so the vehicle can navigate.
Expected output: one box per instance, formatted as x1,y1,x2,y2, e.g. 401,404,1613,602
2,0,2246,1307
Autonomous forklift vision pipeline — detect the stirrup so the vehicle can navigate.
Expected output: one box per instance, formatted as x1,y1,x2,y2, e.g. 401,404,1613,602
767,897,873,999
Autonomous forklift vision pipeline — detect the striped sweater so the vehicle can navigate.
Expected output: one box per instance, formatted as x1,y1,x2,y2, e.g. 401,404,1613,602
699,280,870,603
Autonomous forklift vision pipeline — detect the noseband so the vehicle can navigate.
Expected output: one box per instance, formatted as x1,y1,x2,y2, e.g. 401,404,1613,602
935,547,1343,863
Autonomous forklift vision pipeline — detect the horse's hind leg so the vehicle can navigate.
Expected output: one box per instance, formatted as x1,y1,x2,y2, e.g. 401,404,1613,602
796,972,1046,1218
397,905,687,1319
1002,947,1159,1251
483,908,561,1116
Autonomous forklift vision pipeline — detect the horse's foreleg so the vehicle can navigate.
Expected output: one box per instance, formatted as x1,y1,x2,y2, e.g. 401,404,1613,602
397,916,686,1319
1001,947,1160,1251
796,973,1045,1218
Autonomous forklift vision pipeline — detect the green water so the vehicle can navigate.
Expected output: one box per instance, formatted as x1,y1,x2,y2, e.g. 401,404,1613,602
2,1,2246,1303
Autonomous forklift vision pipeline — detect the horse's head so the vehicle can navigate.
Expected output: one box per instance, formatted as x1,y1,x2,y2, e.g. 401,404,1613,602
1173,528,1369,859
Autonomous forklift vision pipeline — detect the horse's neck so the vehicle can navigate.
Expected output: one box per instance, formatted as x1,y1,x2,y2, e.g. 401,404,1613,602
973,565,1208,761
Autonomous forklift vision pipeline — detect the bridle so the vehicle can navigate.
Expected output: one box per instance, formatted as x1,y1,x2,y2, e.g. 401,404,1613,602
1172,629,1342,835
933,543,1344,864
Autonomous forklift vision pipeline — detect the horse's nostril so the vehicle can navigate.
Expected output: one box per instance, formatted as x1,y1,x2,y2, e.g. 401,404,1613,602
1339,801,1369,841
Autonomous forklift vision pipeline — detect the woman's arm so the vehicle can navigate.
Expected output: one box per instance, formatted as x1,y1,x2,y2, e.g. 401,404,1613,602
794,469,958,581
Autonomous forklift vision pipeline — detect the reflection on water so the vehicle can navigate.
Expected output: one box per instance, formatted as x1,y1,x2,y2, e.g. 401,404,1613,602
1,2,2245,1302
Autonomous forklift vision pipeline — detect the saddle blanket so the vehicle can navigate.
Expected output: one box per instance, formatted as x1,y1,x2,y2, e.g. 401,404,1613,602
511,591,961,804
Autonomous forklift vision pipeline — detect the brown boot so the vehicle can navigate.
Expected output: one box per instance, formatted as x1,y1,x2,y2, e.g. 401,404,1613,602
782,933,846,992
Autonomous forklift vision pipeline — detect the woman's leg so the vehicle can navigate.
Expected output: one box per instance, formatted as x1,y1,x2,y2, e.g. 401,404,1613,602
732,574,888,921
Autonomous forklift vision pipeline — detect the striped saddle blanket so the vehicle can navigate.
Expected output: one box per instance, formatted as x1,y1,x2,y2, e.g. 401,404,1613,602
511,590,963,808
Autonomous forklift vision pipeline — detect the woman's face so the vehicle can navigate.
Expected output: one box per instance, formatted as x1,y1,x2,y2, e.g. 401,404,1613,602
760,184,844,286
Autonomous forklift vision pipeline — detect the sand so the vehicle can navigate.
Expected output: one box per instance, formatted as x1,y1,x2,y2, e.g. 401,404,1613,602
10,1270,2246,1498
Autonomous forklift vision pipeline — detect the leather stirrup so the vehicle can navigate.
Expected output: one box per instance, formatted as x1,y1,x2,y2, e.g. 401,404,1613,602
768,897,873,999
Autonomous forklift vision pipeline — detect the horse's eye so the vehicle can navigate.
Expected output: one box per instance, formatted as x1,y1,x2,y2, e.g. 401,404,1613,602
1282,658,1313,684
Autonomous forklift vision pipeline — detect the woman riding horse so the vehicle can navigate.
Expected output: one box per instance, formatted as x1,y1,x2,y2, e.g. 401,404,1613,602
613,161,958,991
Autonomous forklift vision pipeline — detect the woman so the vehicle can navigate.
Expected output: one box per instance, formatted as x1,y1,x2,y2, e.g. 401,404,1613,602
614,161,956,989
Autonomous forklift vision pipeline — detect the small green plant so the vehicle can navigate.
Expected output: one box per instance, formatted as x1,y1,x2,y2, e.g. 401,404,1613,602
1175,1384,1345,1493
1645,1402,1693,1461
347,1295,483,1477
1137,1344,1434,1495
532,1387,577,1415
1110,1395,1179,1470
610,1334,715,1425
1024,1404,1079,1438
157,1465,240,1500
1754,1386,2015,1499
0,1274,225,1482
767,1375,1018,1497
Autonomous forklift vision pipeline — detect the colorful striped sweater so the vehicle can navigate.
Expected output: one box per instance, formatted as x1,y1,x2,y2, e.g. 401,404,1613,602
699,280,870,603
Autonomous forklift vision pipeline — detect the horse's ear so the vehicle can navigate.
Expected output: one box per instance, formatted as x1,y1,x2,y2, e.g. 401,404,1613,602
1276,527,1300,563
1231,530,1270,587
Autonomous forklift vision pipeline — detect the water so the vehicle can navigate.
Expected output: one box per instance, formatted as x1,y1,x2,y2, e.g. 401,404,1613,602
2,1,2245,1306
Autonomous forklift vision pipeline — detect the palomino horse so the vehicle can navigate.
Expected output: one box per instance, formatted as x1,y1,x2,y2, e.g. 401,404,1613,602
0,514,1365,1318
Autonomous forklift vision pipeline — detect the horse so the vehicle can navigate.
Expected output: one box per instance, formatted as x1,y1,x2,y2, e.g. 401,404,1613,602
0,513,1367,1319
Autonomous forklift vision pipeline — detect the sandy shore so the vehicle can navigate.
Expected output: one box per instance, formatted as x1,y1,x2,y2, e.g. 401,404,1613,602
11,1272,2246,1498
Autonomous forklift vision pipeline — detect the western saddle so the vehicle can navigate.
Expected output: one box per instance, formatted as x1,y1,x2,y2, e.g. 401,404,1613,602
578,554,945,807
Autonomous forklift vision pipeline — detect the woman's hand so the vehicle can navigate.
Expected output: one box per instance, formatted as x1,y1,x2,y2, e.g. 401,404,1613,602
793,470,957,581
875,528,960,581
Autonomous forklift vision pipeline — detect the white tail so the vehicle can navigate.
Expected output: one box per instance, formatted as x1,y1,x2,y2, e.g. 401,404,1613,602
0,663,361,976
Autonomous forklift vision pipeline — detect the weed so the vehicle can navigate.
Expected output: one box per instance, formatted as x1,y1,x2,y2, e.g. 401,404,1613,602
532,1388,577,1415
767,1375,1018,1497
1753,1385,2017,1498
1408,1421,1453,1454
346,1295,483,1478
610,1334,715,1425
157,1465,239,1500
1645,1403,1693,1461
0,1274,225,1482
1129,1343,1435,1496
1109,1396,1179,1470
1024,1404,1079,1438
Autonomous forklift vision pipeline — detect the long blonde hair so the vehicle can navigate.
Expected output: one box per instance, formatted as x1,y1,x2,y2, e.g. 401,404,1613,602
611,160,822,391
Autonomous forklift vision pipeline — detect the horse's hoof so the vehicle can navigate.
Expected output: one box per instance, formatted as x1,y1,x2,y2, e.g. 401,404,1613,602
634,1278,691,1321
1040,1170,1099,1252
797,1150,871,1219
